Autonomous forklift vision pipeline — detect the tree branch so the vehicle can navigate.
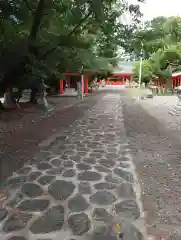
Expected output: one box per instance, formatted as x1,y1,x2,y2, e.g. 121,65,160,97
42,11,92,59
23,0,35,14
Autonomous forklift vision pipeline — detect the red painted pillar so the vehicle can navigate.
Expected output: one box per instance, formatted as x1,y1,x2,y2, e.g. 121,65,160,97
60,80,64,94
84,76,88,95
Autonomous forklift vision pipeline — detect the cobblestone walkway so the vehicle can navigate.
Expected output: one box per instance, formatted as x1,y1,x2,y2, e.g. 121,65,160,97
0,93,147,240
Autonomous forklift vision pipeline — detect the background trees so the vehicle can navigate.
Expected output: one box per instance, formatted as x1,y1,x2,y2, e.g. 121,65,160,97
129,16,181,88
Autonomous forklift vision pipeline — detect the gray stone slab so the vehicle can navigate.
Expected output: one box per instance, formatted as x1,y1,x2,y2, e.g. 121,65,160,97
6,176,27,188
17,199,50,212
99,159,116,168
69,155,81,162
68,194,89,212
38,175,55,185
76,163,92,171
46,167,63,175
117,183,136,199
17,167,32,175
62,169,76,177
119,162,130,168
28,171,42,181
107,147,118,153
114,168,134,183
21,183,44,198
48,180,76,200
105,174,123,184
122,224,144,240
94,165,110,173
115,200,140,220
78,181,92,195
117,156,130,162
94,182,116,190
83,157,96,165
68,213,91,236
30,205,64,233
78,171,102,181
92,208,113,222
63,160,74,168
3,213,32,232
90,225,117,240
90,191,116,205
51,159,62,167
37,162,52,170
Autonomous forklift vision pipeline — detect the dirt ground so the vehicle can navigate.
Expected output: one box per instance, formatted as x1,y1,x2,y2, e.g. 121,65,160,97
0,94,100,184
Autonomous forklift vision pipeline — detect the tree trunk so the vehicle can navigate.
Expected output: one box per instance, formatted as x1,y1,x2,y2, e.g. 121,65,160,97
30,87,38,103
28,0,46,55
28,0,46,102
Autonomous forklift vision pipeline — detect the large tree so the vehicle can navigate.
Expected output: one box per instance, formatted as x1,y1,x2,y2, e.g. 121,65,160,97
1,0,142,99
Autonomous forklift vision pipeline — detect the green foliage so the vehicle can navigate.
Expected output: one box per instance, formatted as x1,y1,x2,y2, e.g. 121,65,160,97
133,60,153,83
1,0,143,91
131,16,181,90
123,16,181,60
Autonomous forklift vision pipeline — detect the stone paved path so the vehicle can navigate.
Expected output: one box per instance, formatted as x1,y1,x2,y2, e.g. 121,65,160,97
0,93,147,240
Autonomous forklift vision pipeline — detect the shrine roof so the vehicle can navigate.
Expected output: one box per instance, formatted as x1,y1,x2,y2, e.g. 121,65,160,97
113,61,134,74
172,71,181,77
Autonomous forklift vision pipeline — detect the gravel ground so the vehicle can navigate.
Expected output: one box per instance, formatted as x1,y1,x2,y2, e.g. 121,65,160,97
122,95,181,240
0,93,101,184
140,96,181,141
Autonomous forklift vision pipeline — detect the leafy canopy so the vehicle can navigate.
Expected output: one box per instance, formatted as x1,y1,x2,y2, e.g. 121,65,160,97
130,16,181,85
1,0,143,90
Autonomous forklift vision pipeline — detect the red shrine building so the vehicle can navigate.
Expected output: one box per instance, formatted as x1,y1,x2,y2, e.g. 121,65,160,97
59,72,89,95
105,73,132,85
152,71,181,88
105,61,133,85
59,62,181,94
172,71,181,88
